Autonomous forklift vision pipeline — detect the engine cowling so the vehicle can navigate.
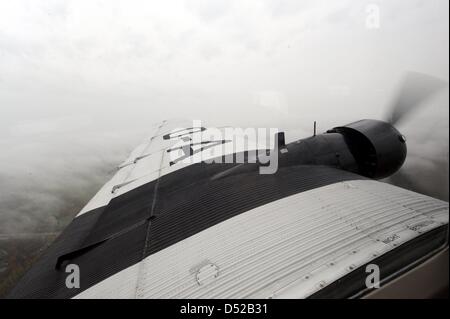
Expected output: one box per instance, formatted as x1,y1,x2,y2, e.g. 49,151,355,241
280,119,407,180
328,119,407,179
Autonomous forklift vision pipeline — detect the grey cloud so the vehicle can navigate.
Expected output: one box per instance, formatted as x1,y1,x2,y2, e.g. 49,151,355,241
185,0,231,22
0,0,448,235
0,125,147,234
265,0,317,17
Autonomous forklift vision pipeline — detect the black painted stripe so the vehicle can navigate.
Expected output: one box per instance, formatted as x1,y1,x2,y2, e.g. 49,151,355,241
8,164,365,298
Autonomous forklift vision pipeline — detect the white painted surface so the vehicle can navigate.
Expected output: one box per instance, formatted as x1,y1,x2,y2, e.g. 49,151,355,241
75,180,449,299
77,120,275,216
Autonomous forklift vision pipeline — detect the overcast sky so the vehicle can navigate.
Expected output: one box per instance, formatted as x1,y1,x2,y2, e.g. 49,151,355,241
0,0,449,234
1,0,448,129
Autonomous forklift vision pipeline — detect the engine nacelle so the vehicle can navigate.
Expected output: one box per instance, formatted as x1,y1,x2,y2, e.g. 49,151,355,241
328,119,407,179
280,119,407,180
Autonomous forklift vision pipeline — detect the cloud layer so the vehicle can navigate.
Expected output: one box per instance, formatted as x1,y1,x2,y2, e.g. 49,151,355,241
0,0,448,235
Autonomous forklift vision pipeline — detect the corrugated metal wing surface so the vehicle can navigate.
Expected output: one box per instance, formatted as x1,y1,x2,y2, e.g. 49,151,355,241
75,180,448,299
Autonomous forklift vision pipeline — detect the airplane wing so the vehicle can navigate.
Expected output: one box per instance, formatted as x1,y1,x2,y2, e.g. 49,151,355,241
8,119,449,299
